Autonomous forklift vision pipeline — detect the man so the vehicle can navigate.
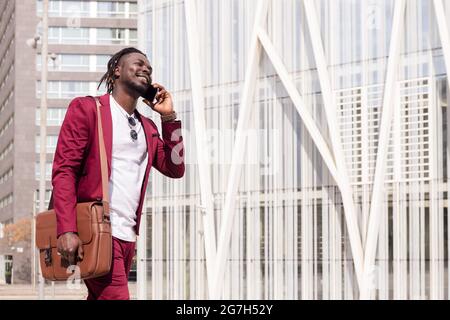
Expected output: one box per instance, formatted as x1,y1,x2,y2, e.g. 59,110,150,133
52,47,184,300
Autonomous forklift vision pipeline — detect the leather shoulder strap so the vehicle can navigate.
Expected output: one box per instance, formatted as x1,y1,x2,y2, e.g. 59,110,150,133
93,97,110,216
48,96,110,214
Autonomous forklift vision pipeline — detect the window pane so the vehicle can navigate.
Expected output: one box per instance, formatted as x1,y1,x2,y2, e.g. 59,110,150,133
97,28,114,39
35,135,58,153
96,55,112,72
60,54,89,71
129,3,138,13
98,2,114,12
48,27,60,43
35,162,52,180
36,108,66,126
98,1,117,17
60,28,89,44
97,28,128,44
61,1,90,16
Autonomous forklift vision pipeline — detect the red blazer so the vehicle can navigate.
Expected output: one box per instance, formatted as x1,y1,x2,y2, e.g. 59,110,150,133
52,93,185,237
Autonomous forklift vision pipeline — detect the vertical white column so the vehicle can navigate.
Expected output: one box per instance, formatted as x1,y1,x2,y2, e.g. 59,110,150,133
136,1,148,298
89,28,96,45
125,2,130,19
125,29,130,45
361,0,406,299
90,1,96,18
38,0,49,300
433,0,450,93
211,0,271,299
302,0,364,289
89,55,96,72
136,210,147,299
0,255,4,285
89,82,98,96
433,13,450,296
183,0,217,299
360,0,370,242
257,30,343,210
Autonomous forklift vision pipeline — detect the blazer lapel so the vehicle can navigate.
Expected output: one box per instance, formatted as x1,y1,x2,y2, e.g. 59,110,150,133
137,112,154,166
98,93,113,176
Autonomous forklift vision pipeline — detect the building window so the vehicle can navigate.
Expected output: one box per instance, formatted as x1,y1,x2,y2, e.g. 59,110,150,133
37,53,90,72
37,0,90,17
96,55,112,72
0,141,13,161
60,81,89,98
38,0,137,18
48,27,90,45
36,189,52,208
97,1,126,18
37,54,112,72
59,53,90,71
0,193,13,209
0,64,14,90
0,91,14,116
0,37,14,71
97,28,131,45
36,108,66,126
97,81,107,95
37,81,92,99
0,115,13,138
0,167,13,186
129,29,138,44
35,135,58,153
35,162,53,181
48,27,136,45
129,2,138,18
60,0,90,17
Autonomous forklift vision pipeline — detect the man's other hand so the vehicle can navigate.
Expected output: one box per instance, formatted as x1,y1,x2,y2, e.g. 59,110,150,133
57,232,84,266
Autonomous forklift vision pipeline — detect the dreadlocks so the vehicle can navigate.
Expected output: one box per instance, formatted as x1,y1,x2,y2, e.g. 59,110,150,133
98,47,148,94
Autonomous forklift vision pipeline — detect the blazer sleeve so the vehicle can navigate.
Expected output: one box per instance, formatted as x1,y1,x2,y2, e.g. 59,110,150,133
52,97,93,238
152,120,185,178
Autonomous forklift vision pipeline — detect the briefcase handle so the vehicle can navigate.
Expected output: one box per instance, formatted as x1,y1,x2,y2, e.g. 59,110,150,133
47,96,110,219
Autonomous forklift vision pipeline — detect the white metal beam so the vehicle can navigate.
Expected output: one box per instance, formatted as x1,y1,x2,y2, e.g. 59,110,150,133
433,0,450,300
302,0,364,288
136,207,147,299
183,0,217,298
136,0,148,300
434,0,450,92
211,0,271,299
257,29,339,200
361,0,407,299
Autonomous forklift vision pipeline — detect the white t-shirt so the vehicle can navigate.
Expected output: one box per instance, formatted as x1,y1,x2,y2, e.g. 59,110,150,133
109,95,148,242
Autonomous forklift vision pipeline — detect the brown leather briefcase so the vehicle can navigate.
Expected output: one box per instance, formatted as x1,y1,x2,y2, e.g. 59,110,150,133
36,97,112,281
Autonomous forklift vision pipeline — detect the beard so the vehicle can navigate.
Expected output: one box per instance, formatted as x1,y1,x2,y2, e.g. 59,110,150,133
122,77,148,96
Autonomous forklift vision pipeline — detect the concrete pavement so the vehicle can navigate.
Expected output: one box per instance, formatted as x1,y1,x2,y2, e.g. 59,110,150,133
0,282,137,300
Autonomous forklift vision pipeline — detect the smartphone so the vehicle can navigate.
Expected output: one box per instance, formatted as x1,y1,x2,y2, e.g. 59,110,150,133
143,84,159,103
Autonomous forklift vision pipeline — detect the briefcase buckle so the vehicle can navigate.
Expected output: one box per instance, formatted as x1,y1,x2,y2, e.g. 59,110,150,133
44,248,52,267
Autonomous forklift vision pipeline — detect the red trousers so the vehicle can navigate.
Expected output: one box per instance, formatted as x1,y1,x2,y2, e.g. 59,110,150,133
84,237,136,300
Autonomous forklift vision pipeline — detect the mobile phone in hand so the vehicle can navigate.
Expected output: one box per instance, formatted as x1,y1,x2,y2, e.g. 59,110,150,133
143,84,158,104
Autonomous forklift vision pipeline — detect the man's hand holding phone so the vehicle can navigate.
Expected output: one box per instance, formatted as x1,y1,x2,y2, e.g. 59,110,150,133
142,83,175,119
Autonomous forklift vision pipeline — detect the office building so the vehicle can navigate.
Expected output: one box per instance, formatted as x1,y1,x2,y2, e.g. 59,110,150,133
138,0,450,300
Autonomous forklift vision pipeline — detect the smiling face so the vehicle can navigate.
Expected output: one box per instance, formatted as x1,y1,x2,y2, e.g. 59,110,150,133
113,52,153,96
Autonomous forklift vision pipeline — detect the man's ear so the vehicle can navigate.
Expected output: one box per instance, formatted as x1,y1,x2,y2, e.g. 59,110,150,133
114,65,120,78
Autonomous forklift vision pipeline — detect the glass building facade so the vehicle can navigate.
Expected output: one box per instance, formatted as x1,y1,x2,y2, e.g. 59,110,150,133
138,0,450,299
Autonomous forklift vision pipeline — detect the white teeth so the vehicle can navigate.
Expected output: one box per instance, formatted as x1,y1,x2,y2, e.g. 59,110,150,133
137,75,149,83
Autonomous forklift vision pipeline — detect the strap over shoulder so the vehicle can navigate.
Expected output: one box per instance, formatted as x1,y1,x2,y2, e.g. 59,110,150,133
91,96,110,216
48,96,110,217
